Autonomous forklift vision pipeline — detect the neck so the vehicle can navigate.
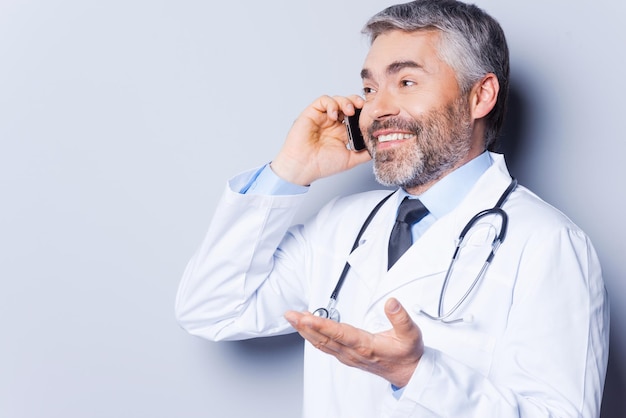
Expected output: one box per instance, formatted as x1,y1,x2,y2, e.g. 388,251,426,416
404,147,486,195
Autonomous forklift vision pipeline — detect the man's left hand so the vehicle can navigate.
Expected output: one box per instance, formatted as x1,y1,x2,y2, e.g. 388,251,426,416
284,298,424,388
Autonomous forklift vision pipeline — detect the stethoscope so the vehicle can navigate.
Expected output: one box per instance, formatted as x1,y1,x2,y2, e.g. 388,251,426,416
312,178,518,324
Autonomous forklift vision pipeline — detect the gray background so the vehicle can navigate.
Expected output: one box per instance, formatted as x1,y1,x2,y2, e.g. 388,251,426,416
1,0,624,417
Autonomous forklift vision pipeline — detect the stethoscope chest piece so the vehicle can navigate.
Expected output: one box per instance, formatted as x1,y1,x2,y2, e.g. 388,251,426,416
312,305,340,322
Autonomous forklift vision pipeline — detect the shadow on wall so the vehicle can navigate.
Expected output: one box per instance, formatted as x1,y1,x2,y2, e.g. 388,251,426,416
494,81,532,181
230,332,303,358
499,80,626,418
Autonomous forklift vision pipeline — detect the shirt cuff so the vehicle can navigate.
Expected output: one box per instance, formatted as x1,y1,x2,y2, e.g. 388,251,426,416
239,164,309,195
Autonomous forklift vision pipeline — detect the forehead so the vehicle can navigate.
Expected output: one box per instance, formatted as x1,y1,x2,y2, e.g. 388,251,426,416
362,29,453,78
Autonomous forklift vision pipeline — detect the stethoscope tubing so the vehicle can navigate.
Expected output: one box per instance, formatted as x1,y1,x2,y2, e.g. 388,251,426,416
313,192,395,321
313,178,518,324
328,191,396,301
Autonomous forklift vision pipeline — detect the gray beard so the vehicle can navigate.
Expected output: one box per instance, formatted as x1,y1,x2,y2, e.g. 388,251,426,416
368,98,473,190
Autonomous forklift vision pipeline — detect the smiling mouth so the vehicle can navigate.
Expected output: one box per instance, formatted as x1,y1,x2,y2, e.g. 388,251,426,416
377,133,416,143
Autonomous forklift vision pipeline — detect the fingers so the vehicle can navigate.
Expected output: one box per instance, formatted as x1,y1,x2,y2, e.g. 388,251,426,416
338,94,366,118
272,93,368,185
286,300,419,349
285,306,422,386
384,298,422,341
309,94,364,123
284,310,360,353
286,300,419,351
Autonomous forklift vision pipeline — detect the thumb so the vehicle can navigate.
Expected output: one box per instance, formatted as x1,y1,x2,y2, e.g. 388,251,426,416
385,298,419,337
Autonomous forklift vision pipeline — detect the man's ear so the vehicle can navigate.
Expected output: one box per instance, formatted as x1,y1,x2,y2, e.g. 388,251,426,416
470,73,499,120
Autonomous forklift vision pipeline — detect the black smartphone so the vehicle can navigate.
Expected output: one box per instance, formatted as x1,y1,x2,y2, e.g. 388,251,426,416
345,108,367,152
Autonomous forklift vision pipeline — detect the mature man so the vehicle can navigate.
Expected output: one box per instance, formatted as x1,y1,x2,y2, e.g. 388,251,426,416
175,1,609,416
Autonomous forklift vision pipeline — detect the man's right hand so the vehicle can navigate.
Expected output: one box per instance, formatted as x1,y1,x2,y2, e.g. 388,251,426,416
270,95,372,186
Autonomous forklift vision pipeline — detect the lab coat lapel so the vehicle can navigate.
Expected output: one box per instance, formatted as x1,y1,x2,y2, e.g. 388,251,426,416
373,214,455,303
345,196,396,290
345,194,454,305
360,154,514,309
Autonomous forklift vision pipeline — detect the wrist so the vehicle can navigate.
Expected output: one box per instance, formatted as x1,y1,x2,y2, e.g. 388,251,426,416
269,157,315,187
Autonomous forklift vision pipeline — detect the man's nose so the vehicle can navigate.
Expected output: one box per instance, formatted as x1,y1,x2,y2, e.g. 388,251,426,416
367,89,400,120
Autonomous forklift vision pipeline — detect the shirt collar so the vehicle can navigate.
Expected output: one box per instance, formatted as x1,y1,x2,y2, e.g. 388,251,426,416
400,151,492,220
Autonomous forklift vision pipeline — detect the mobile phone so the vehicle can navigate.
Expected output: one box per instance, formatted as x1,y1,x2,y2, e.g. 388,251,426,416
345,108,367,152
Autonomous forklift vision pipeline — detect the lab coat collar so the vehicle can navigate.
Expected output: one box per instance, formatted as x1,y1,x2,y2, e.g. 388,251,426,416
348,153,513,310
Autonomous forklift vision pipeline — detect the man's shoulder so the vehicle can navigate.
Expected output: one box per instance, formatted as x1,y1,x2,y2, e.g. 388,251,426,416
510,184,584,234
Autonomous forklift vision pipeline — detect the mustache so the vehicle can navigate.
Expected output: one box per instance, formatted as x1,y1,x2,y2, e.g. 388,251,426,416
367,117,423,140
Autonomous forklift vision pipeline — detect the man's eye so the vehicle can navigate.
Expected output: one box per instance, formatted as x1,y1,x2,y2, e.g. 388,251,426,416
401,80,416,87
362,87,376,95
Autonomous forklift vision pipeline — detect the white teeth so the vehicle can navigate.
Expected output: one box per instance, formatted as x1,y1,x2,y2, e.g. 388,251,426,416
377,133,415,143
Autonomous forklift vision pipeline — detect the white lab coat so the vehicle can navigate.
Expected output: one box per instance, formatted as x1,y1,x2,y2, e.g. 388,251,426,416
176,153,609,417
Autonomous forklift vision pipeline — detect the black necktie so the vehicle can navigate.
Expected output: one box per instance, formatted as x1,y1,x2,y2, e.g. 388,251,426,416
388,197,429,269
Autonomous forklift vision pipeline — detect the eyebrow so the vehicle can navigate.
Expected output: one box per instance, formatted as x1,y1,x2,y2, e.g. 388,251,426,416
360,60,424,80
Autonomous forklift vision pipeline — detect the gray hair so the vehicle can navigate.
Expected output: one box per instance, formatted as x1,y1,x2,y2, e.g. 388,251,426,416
363,0,509,150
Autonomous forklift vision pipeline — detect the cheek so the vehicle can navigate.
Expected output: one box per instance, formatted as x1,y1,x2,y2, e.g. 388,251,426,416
403,106,432,123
